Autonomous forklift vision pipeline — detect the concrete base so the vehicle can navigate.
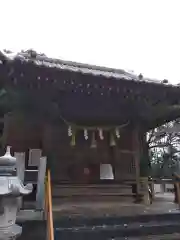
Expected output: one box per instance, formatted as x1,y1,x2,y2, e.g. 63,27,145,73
17,210,43,221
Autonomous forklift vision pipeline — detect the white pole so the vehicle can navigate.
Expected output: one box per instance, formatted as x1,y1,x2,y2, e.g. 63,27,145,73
36,156,47,210
15,152,25,209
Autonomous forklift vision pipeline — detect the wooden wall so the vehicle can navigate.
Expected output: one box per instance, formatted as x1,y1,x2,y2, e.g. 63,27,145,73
2,114,139,182
3,113,42,152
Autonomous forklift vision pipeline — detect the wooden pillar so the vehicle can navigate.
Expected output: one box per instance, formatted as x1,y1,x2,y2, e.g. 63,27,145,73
175,182,180,208
132,126,150,204
2,113,9,150
132,126,141,197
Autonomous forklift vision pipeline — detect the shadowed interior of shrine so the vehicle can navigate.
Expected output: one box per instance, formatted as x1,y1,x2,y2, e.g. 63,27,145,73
2,115,141,201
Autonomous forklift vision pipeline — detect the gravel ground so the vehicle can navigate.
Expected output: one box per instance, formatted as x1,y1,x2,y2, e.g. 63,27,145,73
53,193,179,218
114,234,180,239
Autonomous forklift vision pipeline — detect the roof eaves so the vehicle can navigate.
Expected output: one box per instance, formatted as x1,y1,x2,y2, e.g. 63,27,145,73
0,50,178,88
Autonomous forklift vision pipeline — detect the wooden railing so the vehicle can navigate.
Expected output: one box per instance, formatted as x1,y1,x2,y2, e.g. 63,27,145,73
150,176,180,207
45,170,54,240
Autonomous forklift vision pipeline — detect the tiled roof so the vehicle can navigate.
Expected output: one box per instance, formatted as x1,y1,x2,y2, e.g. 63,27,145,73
0,49,174,86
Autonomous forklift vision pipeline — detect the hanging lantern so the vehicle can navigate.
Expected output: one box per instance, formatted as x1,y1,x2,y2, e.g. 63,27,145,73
90,132,97,148
70,132,76,146
110,132,116,146
115,127,120,138
68,126,72,137
84,129,88,140
98,128,104,140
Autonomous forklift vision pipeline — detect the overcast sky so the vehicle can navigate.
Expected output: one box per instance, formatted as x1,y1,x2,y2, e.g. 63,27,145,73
1,0,180,83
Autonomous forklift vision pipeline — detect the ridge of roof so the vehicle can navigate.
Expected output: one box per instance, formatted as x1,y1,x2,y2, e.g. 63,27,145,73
0,49,176,87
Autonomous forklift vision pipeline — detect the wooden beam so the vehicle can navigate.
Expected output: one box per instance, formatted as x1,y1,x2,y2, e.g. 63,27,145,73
119,149,136,154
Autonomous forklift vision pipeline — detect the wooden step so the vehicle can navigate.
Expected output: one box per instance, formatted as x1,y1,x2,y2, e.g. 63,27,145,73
52,184,134,197
17,221,46,240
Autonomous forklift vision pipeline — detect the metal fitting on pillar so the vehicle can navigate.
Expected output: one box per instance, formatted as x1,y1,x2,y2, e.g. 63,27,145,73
0,146,33,239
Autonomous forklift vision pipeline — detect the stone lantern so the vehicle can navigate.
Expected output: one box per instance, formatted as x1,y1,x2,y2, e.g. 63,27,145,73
0,146,33,239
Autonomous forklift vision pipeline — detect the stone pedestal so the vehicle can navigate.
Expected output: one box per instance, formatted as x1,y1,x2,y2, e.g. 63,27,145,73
0,225,21,240
0,198,21,239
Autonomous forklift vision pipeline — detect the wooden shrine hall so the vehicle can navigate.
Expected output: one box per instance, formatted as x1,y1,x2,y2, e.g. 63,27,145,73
0,50,180,203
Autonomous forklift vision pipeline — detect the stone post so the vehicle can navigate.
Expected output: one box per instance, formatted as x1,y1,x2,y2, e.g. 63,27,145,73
0,146,33,239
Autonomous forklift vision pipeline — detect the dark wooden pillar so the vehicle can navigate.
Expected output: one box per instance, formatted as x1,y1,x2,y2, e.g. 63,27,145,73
137,127,152,204
132,126,141,198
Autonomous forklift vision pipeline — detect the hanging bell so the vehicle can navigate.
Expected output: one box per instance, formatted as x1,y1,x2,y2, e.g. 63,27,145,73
90,132,97,148
110,133,116,146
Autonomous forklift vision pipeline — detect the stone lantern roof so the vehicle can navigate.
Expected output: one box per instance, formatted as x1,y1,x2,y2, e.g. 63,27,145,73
0,146,33,195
